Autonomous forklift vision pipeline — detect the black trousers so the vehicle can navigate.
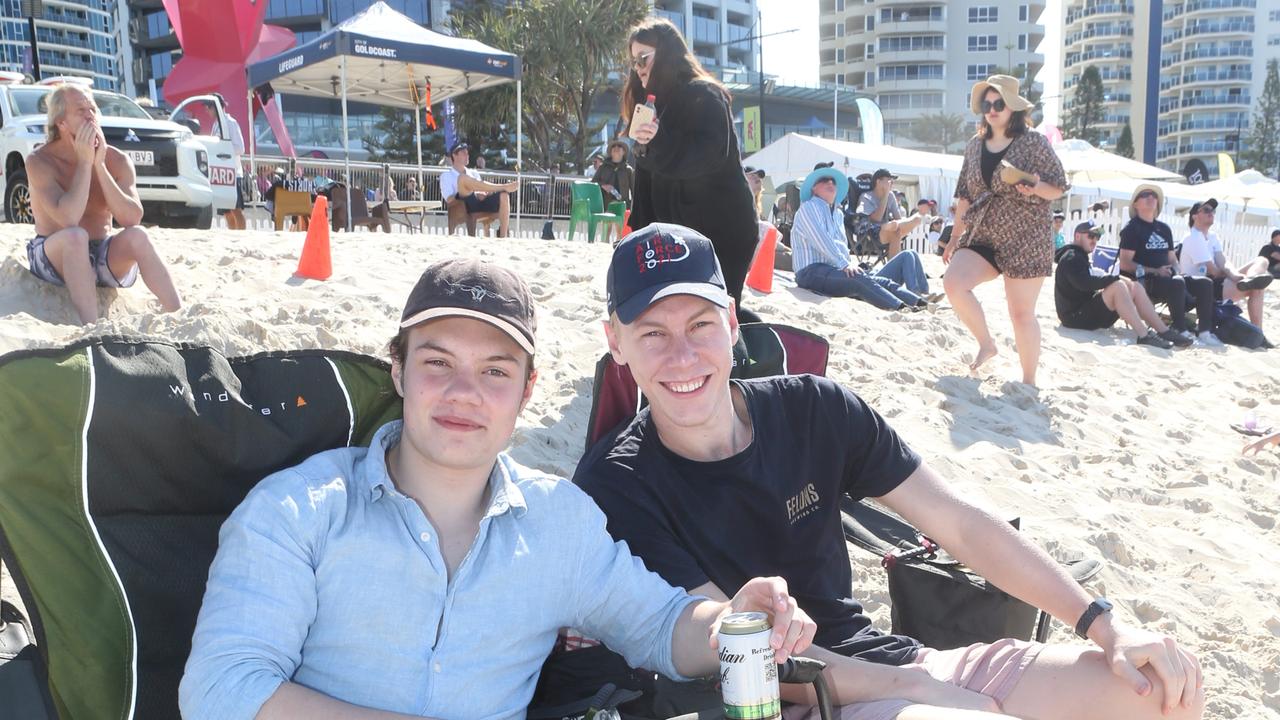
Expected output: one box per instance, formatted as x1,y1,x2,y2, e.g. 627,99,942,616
1142,273,1215,333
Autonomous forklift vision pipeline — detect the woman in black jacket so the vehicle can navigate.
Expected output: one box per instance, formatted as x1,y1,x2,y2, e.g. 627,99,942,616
622,18,759,310
593,140,634,210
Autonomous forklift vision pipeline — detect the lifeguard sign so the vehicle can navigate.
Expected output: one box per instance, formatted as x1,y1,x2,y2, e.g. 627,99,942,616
743,105,761,153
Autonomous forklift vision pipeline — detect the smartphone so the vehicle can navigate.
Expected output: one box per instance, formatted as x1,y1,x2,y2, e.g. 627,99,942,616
629,102,656,141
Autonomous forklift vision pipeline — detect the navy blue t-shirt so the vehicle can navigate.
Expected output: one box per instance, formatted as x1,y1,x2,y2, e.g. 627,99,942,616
1118,217,1175,275
574,374,923,665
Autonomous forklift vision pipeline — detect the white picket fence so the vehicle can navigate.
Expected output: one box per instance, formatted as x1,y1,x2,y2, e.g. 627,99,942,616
1069,206,1271,268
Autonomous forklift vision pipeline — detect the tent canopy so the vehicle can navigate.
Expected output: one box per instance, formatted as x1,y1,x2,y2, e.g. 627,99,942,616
246,1,520,108
1053,139,1182,185
744,133,963,208
1184,169,1280,211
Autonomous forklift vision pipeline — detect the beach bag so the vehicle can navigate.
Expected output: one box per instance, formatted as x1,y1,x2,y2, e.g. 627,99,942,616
842,498,1102,650
1214,302,1268,349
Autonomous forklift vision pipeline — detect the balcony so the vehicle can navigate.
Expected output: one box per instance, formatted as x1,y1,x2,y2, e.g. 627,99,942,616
1067,3,1135,24
690,16,721,45
1064,48,1134,66
1184,20,1254,38
1064,68,1131,88
1164,0,1256,20
875,48,947,63
1180,69,1252,87
1181,93,1250,108
1173,117,1249,132
1182,45,1251,60
874,76,944,91
1102,93,1134,103
876,17,946,33
654,9,685,34
1066,26,1134,44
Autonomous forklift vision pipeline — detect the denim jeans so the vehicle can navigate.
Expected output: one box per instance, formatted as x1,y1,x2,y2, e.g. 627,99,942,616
796,262,922,310
874,250,930,295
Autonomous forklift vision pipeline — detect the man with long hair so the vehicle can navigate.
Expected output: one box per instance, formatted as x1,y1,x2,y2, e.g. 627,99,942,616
25,83,181,324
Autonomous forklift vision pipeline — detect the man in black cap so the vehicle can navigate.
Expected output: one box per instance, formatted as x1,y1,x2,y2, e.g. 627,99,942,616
1054,222,1188,348
441,142,520,237
182,256,815,720
855,168,929,258
574,223,1204,720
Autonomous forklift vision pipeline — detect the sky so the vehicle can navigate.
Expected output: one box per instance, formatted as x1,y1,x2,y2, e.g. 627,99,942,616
757,0,1063,123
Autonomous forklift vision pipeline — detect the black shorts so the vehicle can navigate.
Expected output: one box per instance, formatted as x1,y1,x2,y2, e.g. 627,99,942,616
1061,293,1119,330
965,244,1001,274
1211,275,1224,301
463,192,502,213
220,180,246,213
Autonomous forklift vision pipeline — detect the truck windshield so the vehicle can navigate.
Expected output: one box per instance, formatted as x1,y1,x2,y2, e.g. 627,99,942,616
6,87,152,120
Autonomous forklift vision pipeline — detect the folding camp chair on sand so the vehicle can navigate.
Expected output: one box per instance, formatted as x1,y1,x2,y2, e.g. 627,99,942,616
580,321,1102,656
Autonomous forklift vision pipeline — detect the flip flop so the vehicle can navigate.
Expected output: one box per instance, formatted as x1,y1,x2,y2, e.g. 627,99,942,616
1230,423,1274,437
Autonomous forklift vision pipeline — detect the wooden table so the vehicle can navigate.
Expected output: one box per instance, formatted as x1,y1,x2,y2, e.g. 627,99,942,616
388,200,442,233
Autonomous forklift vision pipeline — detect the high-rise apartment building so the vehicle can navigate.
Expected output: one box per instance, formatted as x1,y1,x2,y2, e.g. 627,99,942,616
0,0,121,91
650,0,760,78
1060,0,1280,175
818,0,1045,150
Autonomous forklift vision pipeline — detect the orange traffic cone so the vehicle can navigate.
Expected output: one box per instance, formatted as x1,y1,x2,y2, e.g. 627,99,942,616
745,226,778,294
295,195,332,280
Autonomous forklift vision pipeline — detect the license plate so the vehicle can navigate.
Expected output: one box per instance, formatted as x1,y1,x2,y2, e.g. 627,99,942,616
126,150,154,166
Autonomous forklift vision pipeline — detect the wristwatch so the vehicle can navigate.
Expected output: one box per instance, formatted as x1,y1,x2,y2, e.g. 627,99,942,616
1074,597,1114,639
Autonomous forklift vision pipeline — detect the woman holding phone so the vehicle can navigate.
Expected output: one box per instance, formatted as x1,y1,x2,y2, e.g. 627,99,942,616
943,75,1067,386
622,18,758,314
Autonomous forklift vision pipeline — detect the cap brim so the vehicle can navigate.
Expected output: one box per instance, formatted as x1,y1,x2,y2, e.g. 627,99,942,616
400,307,535,354
614,282,732,325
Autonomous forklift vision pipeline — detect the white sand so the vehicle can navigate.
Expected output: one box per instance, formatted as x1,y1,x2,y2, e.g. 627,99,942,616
1,224,1278,718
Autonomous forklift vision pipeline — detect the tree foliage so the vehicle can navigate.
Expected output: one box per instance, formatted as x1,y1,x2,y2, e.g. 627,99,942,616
904,112,969,152
1115,121,1134,159
450,0,649,172
1065,66,1105,146
364,106,445,165
1242,58,1280,179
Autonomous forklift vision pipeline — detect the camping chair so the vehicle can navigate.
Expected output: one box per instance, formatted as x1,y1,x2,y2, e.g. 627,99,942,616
330,185,391,233
446,196,498,236
582,322,1103,651
567,181,624,244
0,339,402,719
272,189,313,231
843,174,888,268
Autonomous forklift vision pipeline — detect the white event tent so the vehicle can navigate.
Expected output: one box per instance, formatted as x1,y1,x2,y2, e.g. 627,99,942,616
743,134,962,207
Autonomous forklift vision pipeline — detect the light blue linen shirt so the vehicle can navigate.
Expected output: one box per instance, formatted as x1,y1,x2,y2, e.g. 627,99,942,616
180,420,698,720
791,196,853,274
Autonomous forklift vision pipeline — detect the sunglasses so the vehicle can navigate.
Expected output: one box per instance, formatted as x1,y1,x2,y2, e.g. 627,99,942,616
814,177,836,186
632,51,655,70
980,98,1007,114
1136,190,1158,200
1197,207,1215,214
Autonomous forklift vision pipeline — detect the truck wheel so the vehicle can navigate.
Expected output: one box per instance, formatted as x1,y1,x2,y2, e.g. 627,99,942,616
195,205,214,230
5,169,33,224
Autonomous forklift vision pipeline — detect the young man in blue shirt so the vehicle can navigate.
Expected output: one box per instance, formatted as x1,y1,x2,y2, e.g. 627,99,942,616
180,258,815,720
577,223,1204,720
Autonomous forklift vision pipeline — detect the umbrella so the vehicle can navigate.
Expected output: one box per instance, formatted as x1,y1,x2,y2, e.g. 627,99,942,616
1183,169,1280,211
1053,139,1182,184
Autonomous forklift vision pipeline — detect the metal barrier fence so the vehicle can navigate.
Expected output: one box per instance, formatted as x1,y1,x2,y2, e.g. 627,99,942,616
241,156,591,221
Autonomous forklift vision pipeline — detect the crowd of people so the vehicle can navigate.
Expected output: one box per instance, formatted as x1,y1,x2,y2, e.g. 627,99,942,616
18,18,1279,720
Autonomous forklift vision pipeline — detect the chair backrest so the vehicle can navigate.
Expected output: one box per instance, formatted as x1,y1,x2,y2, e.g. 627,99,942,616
585,323,830,447
0,340,402,720
572,181,605,214
1091,245,1120,275
274,189,312,221
349,187,373,222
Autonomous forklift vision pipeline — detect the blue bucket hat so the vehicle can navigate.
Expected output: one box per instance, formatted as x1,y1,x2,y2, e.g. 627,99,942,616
800,166,848,204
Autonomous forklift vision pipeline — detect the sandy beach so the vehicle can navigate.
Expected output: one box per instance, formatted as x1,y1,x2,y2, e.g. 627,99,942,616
1,223,1277,718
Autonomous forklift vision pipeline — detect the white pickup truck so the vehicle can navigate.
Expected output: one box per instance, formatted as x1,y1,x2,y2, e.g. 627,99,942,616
0,77,238,229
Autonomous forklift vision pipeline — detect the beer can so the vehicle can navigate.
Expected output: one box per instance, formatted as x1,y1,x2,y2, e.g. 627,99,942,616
717,611,780,720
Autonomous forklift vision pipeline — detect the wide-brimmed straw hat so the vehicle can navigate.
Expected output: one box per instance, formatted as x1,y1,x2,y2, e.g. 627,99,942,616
970,75,1034,115
800,166,848,204
1129,184,1164,218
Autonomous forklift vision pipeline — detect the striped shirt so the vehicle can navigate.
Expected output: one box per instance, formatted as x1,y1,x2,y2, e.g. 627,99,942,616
791,196,853,274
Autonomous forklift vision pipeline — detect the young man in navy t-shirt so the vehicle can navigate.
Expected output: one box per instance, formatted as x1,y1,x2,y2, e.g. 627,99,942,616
574,223,1206,719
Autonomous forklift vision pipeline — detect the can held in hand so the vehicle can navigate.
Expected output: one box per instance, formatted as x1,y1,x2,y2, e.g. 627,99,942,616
717,611,781,720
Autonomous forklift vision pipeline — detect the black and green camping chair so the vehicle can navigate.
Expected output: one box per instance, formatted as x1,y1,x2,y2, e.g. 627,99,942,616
0,338,402,720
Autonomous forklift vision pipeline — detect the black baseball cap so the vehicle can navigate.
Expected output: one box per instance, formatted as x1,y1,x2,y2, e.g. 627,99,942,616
607,224,731,324
873,168,898,181
743,166,766,178
1052,211,1065,220
400,258,536,354
1271,228,1280,239
1074,221,1095,235
448,141,470,156
1190,198,1218,215
812,161,835,170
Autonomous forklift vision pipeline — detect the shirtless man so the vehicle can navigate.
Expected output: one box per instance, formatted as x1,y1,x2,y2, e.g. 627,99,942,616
26,84,181,324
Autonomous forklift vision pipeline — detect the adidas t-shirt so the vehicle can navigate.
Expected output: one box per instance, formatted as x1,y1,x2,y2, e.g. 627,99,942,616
574,374,923,665
1118,217,1175,274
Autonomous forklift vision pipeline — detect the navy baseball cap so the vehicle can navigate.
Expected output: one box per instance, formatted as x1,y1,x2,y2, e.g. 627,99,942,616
607,224,731,324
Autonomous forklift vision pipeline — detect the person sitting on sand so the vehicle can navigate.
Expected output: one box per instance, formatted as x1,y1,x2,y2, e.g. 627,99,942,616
1055,222,1190,348
791,166,937,311
25,83,181,325
440,142,519,238
1178,197,1272,330
1260,228,1280,278
570,223,1205,720
180,257,815,720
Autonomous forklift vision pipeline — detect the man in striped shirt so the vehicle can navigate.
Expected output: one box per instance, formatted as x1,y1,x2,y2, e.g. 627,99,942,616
791,166,936,311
